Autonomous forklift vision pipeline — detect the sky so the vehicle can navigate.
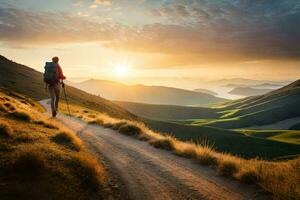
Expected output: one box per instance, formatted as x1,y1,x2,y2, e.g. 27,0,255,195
0,0,300,88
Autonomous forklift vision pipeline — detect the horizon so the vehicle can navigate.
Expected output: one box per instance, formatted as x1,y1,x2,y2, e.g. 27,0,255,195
1,0,300,88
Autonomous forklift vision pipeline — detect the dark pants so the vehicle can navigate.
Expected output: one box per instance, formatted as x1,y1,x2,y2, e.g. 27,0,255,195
48,83,60,116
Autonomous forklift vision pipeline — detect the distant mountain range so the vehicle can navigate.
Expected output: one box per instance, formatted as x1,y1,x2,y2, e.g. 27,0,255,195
211,78,289,87
193,88,217,96
228,87,273,96
71,79,226,106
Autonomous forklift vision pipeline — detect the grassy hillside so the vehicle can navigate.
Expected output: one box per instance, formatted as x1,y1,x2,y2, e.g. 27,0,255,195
115,101,220,120
143,118,300,159
0,89,112,199
290,122,300,130
238,129,300,145
207,80,300,129
228,87,273,96
72,79,227,106
0,55,136,120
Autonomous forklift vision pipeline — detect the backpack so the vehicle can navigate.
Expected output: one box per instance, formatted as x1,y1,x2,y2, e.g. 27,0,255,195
44,62,59,84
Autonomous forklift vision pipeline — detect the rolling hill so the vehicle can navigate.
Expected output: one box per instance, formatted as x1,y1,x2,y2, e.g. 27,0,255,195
71,79,226,106
193,88,217,96
115,101,220,120
209,79,300,129
0,55,136,120
228,87,273,96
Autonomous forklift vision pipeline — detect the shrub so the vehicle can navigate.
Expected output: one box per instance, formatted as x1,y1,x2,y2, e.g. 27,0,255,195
118,124,141,136
218,160,239,177
9,110,32,122
52,131,83,151
0,120,13,138
13,150,45,180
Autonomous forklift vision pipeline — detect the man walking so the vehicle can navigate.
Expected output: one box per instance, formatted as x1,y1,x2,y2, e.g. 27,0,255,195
44,57,66,117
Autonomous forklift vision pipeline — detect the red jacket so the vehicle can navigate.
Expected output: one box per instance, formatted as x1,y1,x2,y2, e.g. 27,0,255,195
56,64,66,80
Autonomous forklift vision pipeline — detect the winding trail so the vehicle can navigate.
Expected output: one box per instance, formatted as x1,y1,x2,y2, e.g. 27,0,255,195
40,100,268,200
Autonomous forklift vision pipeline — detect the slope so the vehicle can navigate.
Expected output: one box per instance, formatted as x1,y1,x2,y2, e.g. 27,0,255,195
209,80,300,128
0,89,114,199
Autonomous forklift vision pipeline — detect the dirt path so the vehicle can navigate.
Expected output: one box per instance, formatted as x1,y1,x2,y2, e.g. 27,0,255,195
40,100,268,200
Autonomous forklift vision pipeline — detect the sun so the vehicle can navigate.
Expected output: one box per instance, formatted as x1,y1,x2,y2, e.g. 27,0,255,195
114,64,129,77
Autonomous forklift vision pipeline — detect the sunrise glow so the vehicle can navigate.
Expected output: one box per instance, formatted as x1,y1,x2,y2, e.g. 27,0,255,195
114,64,130,78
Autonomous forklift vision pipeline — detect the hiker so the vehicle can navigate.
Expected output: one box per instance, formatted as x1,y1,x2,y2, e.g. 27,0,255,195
43,57,66,117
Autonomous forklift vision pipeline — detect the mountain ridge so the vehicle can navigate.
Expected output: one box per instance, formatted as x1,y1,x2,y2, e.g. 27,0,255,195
72,79,227,106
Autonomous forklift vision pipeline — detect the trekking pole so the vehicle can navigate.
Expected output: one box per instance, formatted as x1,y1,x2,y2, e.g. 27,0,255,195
62,81,72,117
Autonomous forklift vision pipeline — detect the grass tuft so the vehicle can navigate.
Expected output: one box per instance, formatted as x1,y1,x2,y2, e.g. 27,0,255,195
88,118,104,126
218,160,239,176
33,119,59,129
237,169,259,184
9,109,33,121
52,130,83,151
149,136,175,150
71,153,105,191
195,148,218,166
111,121,127,130
0,103,8,112
4,102,15,111
13,150,45,180
0,120,13,138
118,123,142,136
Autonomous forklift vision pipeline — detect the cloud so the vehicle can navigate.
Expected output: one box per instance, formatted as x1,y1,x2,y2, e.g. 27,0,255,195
0,7,124,47
94,0,111,6
0,0,300,63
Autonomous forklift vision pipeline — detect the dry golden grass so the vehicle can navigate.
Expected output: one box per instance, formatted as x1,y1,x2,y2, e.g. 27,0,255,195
60,102,300,200
71,153,108,192
12,148,46,180
0,119,13,138
52,129,83,151
9,109,33,121
0,91,112,200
